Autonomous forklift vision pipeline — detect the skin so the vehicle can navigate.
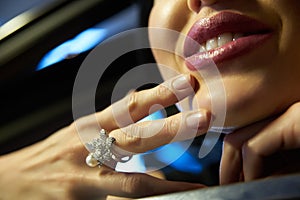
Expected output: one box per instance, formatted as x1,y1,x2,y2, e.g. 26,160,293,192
220,103,300,184
150,0,300,127
0,0,300,199
149,0,300,184
0,75,209,200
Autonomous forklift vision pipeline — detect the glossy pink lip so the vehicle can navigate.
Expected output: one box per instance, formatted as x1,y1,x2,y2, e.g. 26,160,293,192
184,11,273,70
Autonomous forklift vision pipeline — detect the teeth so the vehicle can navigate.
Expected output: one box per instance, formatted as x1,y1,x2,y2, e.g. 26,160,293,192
206,37,218,51
233,33,243,41
199,32,243,52
199,43,206,52
218,33,233,46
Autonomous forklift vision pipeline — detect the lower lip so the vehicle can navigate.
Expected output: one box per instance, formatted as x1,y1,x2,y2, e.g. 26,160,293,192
185,33,273,71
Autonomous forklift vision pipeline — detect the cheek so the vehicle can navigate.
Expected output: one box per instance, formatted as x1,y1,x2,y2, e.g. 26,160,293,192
149,1,189,31
149,1,191,80
278,8,300,87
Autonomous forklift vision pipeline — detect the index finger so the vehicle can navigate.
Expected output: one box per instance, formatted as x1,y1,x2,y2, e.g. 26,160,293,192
109,109,210,154
97,74,196,131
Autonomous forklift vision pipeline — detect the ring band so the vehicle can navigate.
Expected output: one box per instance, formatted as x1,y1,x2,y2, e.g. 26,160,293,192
85,129,132,167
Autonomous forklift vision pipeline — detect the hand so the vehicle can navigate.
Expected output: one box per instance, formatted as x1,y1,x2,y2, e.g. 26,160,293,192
220,102,300,184
0,74,210,200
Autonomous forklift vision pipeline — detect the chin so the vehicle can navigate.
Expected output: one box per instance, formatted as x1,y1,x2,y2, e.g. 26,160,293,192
184,80,275,129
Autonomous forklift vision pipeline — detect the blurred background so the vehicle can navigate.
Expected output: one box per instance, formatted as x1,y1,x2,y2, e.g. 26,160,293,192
0,0,222,186
0,0,155,153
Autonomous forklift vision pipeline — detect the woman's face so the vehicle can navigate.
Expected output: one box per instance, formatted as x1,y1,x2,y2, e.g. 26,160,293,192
149,0,300,127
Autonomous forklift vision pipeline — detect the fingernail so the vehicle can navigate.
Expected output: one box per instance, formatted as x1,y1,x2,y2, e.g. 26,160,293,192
186,112,208,130
172,75,191,90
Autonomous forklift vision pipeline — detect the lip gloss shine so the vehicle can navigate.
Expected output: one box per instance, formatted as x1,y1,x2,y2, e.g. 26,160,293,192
184,11,273,70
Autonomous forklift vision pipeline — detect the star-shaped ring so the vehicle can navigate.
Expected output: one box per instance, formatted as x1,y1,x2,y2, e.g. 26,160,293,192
85,129,132,167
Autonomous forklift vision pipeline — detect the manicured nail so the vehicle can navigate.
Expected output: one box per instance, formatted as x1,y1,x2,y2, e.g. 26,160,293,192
186,112,207,130
172,75,191,90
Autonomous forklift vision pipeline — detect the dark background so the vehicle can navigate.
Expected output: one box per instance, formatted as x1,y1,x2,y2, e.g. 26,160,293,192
0,0,222,186
0,0,155,154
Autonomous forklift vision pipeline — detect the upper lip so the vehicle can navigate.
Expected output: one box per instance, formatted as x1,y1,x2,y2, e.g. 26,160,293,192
184,11,273,57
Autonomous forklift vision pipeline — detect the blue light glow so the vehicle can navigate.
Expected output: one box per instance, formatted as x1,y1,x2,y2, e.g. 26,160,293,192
121,110,203,174
36,28,107,70
139,110,165,122
115,111,165,173
140,111,203,173
154,142,203,173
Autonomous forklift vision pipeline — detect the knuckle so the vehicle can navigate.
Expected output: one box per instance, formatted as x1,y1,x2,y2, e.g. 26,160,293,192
72,117,87,133
127,91,139,113
289,102,300,113
280,103,300,147
98,167,114,176
72,115,98,133
69,121,77,132
284,122,300,148
223,135,231,143
223,134,236,145
242,141,259,157
165,117,180,136
155,84,174,102
121,174,144,195
124,135,143,150
120,126,143,151
286,102,300,122
242,142,250,153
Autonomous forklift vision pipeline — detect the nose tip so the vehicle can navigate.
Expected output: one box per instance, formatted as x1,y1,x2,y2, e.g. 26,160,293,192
188,0,218,13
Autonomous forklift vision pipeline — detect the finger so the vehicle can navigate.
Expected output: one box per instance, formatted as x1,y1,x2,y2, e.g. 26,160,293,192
91,167,205,199
109,109,210,154
219,135,243,185
97,74,196,131
243,104,300,181
219,119,271,184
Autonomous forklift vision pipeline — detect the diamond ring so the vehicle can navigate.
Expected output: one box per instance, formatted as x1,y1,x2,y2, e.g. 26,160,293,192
85,129,132,167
